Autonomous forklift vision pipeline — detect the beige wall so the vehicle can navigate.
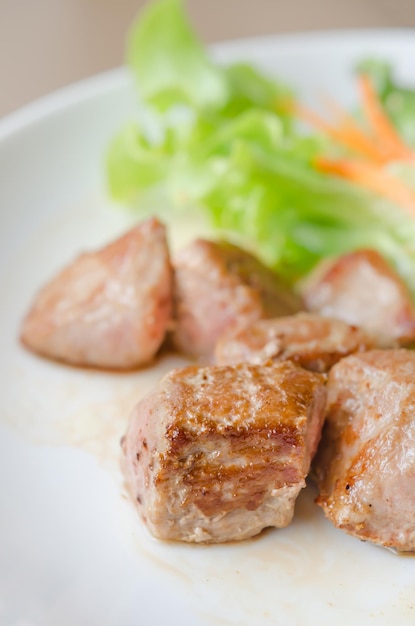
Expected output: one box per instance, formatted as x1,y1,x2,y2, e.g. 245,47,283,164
1,0,414,118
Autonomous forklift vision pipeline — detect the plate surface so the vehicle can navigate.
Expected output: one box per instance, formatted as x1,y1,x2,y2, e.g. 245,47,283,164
1,30,415,626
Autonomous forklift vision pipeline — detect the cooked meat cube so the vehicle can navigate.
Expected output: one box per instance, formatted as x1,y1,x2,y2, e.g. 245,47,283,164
215,313,373,372
172,239,302,358
313,349,415,552
20,218,172,369
302,249,415,347
122,361,326,543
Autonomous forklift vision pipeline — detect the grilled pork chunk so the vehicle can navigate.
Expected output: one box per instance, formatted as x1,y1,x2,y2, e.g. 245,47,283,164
215,313,372,372
21,218,172,369
302,249,415,347
172,239,302,358
314,349,415,552
122,361,326,543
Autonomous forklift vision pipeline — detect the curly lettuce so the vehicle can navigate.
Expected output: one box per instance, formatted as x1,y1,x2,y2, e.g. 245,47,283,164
106,0,415,294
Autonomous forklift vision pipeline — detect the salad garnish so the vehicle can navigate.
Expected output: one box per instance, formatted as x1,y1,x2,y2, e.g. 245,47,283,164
298,74,415,216
106,0,415,294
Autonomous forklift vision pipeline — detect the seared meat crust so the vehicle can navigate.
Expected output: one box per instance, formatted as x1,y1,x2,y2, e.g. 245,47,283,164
20,218,172,369
314,349,415,552
122,361,326,543
303,249,415,347
172,239,302,358
215,313,373,372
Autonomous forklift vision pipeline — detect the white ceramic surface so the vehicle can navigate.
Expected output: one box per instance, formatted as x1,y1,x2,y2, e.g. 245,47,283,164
1,30,415,626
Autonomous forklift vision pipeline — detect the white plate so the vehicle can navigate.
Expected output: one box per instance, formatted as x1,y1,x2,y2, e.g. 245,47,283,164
1,30,415,626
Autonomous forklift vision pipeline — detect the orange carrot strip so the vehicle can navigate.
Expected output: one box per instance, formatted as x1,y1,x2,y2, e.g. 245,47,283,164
294,102,385,164
358,74,415,162
316,156,415,218
320,95,387,161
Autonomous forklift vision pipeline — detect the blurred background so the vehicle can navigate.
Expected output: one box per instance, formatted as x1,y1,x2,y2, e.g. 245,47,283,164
1,0,415,118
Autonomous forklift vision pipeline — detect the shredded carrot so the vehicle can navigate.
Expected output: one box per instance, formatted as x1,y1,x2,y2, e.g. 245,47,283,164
295,75,415,213
358,74,415,163
295,76,415,165
320,95,388,163
294,102,384,163
316,156,415,218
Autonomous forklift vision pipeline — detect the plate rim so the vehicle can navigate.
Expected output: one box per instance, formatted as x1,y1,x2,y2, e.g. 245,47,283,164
0,27,414,141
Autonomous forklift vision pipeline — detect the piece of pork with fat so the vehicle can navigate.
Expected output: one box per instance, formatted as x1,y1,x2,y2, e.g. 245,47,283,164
302,249,415,347
20,218,172,369
215,312,373,372
313,349,415,552
172,239,302,359
122,360,326,543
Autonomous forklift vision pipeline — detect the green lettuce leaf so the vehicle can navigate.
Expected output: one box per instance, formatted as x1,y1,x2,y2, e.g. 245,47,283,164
107,108,292,204
126,0,228,110
202,142,415,291
109,0,296,204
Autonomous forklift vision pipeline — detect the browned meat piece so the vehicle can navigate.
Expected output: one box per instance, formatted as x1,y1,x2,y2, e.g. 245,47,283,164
302,249,415,347
20,218,172,369
215,312,373,372
172,239,302,358
313,349,415,552
122,361,326,543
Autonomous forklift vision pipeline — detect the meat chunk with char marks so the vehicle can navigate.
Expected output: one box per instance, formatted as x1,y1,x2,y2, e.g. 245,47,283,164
302,249,415,347
172,239,302,358
20,218,172,369
122,360,326,543
314,349,415,552
215,312,373,372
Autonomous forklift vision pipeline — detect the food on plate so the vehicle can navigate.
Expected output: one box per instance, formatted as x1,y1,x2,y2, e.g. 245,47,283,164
106,0,415,300
313,349,415,552
300,71,415,212
172,239,302,358
356,58,415,148
20,218,172,369
214,312,373,372
122,360,326,543
19,0,415,554
302,249,415,347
